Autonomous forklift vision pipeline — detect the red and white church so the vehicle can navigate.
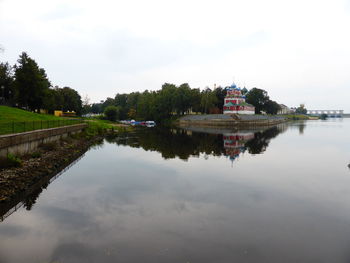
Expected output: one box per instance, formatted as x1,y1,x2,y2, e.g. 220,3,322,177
223,83,255,115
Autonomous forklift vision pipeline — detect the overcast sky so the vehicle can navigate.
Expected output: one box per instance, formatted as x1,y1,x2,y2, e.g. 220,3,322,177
0,0,349,111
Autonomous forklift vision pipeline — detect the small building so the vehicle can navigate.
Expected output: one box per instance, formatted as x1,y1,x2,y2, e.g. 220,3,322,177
54,110,63,117
223,83,255,115
278,104,292,114
54,110,76,117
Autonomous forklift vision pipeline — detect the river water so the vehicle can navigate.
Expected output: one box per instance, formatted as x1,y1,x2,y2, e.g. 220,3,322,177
0,119,350,263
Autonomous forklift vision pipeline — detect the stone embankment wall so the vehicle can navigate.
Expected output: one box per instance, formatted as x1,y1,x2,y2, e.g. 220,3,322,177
178,114,286,128
0,124,87,157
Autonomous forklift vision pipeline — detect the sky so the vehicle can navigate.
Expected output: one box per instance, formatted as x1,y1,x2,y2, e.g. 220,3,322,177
0,0,349,111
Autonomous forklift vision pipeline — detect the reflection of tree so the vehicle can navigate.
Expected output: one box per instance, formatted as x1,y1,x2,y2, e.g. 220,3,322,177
23,182,48,210
107,126,285,161
107,129,224,160
298,123,306,135
245,126,286,154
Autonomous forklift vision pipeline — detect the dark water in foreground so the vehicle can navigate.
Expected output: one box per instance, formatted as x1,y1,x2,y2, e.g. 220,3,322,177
1,119,350,263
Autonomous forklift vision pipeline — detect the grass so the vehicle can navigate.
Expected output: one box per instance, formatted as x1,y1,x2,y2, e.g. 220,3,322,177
84,118,133,137
0,106,64,123
282,114,310,120
0,106,133,136
0,106,82,135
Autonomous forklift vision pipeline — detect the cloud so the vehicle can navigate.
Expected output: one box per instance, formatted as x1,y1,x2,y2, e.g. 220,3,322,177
0,0,350,110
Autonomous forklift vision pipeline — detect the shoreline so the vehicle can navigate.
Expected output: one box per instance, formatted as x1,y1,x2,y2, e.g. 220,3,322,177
178,114,288,128
0,134,103,203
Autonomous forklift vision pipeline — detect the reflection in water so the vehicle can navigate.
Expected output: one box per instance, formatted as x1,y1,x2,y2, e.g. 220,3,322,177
4,121,350,263
0,153,85,222
1,126,286,223
106,124,287,162
224,132,254,162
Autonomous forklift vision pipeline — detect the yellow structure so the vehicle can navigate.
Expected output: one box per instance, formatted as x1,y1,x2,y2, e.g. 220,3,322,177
54,110,76,117
54,110,63,117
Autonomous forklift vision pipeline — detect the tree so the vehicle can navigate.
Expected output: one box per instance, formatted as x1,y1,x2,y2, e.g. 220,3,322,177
0,62,14,104
91,103,103,114
104,106,119,121
43,88,58,113
154,83,177,120
214,86,226,112
295,104,307,114
14,52,51,111
82,95,91,115
246,88,270,114
241,87,248,96
190,88,201,113
128,108,137,119
200,88,218,114
265,100,281,114
60,87,82,114
171,83,191,115
115,93,128,119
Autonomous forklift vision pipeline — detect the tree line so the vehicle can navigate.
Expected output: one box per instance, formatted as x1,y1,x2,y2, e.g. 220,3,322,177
0,51,283,120
0,52,82,114
87,83,282,122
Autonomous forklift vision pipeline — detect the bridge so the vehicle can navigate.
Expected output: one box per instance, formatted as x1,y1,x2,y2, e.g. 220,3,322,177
307,110,344,117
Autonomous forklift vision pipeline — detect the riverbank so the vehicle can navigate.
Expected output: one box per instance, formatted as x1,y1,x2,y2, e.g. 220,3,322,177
0,133,103,203
178,114,287,128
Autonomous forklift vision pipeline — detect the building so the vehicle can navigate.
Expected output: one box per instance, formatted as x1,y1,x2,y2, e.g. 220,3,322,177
54,110,77,117
223,83,255,114
278,104,292,114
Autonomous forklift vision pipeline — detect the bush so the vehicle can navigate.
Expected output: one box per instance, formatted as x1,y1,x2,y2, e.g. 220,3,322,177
104,106,119,122
0,153,22,168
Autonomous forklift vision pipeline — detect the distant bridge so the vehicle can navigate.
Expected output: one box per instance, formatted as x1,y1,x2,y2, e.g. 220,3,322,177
307,110,344,117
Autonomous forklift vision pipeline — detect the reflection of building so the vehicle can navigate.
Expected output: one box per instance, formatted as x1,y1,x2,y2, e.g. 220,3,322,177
223,83,255,114
223,132,255,162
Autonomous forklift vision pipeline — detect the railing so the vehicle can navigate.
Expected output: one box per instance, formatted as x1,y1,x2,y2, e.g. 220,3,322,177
0,119,84,135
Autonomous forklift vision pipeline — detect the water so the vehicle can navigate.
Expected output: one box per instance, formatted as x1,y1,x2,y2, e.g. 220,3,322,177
0,119,350,263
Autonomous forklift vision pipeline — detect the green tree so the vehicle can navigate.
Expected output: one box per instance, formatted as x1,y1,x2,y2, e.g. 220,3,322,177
14,52,51,111
104,106,119,121
43,88,57,113
154,83,177,120
102,97,116,112
295,104,307,114
137,90,156,120
0,62,14,104
241,87,248,95
91,103,103,114
246,88,270,114
214,86,226,112
264,100,281,114
200,88,217,114
190,88,201,113
114,94,128,119
60,87,82,115
174,83,192,115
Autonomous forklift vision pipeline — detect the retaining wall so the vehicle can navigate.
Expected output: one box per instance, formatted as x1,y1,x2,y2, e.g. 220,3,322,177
178,114,287,128
0,123,87,157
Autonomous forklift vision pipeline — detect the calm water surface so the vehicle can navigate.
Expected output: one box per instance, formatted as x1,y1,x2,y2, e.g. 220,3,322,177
1,119,350,263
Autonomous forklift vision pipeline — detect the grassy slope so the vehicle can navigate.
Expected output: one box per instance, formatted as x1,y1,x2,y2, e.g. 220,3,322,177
0,106,63,123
